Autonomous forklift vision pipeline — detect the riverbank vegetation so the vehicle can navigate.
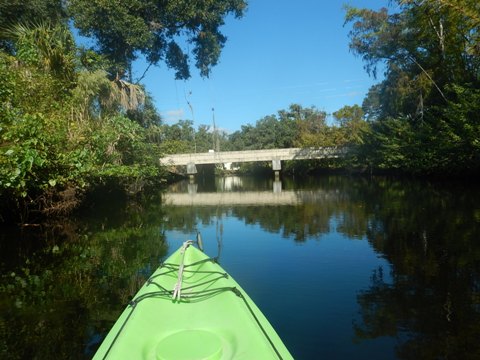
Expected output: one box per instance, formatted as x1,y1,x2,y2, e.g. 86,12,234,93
0,0,247,223
2,0,479,223
345,0,480,176
0,25,165,222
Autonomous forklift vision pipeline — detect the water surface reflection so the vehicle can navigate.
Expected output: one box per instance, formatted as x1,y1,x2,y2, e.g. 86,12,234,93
1,176,479,359
162,176,480,359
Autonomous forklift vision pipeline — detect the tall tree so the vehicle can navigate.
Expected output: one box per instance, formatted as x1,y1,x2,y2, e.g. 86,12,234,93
345,1,480,119
333,104,364,127
2,22,76,82
195,124,214,152
68,0,247,81
345,1,480,174
333,105,368,146
0,0,66,49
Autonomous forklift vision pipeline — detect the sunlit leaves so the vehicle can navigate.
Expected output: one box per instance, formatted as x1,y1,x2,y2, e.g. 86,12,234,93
2,22,76,82
344,6,393,79
0,46,161,220
68,0,247,79
228,104,327,151
345,1,480,175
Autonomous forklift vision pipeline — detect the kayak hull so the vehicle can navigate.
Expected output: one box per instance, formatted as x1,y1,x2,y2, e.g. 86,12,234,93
93,244,292,359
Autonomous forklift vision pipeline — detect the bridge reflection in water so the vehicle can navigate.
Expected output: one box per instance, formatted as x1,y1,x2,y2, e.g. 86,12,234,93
162,178,337,206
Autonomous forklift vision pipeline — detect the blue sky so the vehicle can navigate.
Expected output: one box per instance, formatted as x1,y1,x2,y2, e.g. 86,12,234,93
133,0,391,132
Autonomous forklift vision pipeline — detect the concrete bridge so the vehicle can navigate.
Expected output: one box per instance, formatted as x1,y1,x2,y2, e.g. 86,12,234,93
160,147,346,177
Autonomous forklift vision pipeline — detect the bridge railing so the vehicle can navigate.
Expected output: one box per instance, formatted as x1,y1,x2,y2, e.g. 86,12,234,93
160,147,347,166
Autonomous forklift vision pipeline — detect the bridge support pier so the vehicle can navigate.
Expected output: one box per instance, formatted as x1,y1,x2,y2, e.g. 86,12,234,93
272,158,281,180
187,162,197,181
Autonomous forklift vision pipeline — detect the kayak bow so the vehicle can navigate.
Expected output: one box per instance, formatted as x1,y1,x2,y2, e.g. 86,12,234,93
94,241,293,359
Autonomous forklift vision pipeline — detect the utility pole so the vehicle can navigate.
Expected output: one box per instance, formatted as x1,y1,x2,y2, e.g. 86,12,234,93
185,91,196,153
212,107,219,152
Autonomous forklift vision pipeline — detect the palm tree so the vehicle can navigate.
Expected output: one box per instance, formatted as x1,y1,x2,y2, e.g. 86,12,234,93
2,21,76,82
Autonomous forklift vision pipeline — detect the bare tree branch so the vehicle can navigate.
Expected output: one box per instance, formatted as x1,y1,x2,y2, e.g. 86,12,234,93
135,61,153,84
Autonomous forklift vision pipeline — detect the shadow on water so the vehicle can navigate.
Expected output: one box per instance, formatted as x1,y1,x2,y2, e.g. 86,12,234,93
353,180,480,359
1,175,480,359
0,192,168,359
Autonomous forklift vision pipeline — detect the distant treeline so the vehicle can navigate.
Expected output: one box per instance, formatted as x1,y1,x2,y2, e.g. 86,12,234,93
164,0,480,177
158,103,367,174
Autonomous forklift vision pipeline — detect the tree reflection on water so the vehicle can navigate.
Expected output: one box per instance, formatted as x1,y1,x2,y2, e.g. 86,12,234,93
1,176,480,359
355,181,480,359
165,176,480,359
0,196,167,359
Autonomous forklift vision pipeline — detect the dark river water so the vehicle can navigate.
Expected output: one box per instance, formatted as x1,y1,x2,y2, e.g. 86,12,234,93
1,175,480,359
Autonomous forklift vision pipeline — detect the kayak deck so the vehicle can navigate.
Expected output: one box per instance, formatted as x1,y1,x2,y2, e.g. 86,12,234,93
94,242,292,359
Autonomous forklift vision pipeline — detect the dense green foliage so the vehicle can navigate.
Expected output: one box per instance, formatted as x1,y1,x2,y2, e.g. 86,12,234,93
157,119,230,154
2,0,479,223
168,104,362,150
68,0,247,80
0,35,163,221
159,103,369,174
345,0,480,175
0,1,246,222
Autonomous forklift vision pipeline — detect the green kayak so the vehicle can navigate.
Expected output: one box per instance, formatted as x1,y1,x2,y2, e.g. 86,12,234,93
94,241,293,359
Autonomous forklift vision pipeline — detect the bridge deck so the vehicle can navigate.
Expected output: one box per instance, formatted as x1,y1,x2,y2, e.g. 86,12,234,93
160,147,345,166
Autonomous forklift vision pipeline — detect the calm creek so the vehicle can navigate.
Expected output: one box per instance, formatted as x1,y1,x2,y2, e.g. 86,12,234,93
1,175,480,359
